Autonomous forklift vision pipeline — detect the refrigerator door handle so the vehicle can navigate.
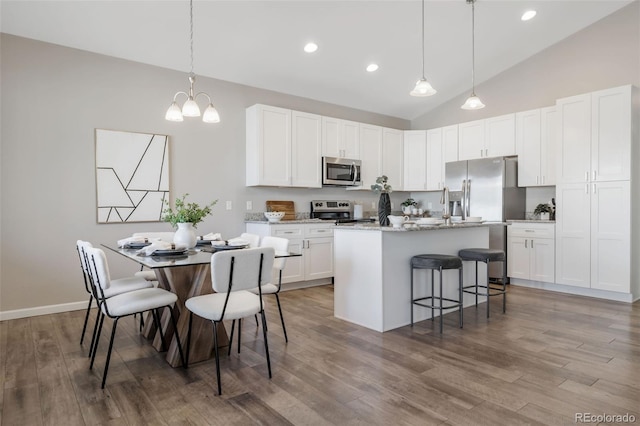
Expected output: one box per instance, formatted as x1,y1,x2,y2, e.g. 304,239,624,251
461,179,467,220
465,179,471,218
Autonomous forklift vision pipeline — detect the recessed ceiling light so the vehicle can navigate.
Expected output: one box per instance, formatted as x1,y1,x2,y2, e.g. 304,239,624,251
366,63,379,72
521,10,537,21
303,42,318,53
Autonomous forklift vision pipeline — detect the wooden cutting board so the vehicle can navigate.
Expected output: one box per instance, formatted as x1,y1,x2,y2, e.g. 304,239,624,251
266,200,295,220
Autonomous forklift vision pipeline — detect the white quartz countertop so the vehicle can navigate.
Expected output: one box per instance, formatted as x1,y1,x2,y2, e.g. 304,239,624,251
245,219,326,224
507,219,556,223
334,223,489,232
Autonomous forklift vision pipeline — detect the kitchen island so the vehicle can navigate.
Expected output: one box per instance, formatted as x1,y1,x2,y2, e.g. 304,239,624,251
333,223,490,332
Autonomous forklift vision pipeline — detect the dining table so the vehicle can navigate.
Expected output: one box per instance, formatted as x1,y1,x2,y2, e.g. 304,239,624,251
102,242,301,367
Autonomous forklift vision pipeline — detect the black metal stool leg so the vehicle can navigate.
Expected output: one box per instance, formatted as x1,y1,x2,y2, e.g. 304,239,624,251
410,267,414,326
502,259,507,313
459,267,464,328
485,260,491,319
439,267,444,334
474,261,479,307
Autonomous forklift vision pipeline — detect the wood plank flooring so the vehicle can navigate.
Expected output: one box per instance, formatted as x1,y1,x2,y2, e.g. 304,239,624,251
1,285,638,425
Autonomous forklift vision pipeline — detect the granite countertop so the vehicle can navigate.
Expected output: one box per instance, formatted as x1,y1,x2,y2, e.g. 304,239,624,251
507,219,556,224
245,219,326,224
334,222,489,232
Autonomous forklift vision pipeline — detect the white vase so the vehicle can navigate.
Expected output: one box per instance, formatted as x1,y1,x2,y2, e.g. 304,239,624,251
540,212,550,221
174,222,197,248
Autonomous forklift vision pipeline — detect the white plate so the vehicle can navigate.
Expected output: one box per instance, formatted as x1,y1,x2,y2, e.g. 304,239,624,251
212,240,249,248
151,248,188,256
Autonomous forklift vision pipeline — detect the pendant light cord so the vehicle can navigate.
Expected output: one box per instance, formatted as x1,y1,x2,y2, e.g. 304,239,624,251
189,0,194,77
421,0,425,79
470,0,476,93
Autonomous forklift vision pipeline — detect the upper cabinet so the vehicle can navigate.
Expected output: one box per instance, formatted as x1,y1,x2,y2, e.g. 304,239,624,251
556,85,632,184
516,107,556,187
403,130,427,191
321,117,360,159
458,114,515,161
382,128,404,191
358,124,383,190
246,104,321,188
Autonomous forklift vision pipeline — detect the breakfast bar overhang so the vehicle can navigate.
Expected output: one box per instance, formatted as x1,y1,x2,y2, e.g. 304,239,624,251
333,223,490,332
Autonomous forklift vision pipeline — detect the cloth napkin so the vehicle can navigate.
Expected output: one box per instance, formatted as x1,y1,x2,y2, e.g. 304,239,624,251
136,241,188,256
117,236,159,247
211,238,249,247
197,232,221,241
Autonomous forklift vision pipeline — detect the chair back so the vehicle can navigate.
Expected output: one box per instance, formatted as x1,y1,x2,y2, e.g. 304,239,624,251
85,246,112,294
132,232,175,242
211,247,275,293
240,232,260,248
260,236,289,271
76,240,94,293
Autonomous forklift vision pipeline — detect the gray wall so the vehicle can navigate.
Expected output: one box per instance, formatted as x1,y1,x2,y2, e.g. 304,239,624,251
411,1,640,129
0,33,409,314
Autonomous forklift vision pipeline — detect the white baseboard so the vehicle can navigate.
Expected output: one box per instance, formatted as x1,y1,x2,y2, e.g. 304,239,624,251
281,278,332,291
0,301,90,321
510,279,636,303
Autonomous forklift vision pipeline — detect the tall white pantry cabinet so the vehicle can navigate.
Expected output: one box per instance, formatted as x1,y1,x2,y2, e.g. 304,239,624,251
555,85,639,301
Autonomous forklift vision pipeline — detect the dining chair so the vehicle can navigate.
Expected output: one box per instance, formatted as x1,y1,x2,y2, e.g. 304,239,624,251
132,232,176,281
84,246,186,388
185,247,275,395
76,240,153,347
250,236,290,342
239,232,261,248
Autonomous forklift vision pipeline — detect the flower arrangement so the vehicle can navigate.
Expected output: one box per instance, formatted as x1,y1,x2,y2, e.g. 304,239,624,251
371,175,392,193
533,203,552,215
162,193,218,228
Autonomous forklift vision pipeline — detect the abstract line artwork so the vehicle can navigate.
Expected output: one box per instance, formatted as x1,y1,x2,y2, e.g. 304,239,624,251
95,129,169,223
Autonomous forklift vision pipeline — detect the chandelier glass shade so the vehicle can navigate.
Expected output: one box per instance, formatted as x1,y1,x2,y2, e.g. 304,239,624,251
461,0,485,110
410,0,436,97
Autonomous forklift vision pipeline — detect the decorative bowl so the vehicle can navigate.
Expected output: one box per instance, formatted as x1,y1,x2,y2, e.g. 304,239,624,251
264,211,285,222
465,216,483,223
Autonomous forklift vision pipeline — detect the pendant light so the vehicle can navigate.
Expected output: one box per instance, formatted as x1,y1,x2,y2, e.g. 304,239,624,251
461,0,485,110
410,0,436,97
165,0,220,123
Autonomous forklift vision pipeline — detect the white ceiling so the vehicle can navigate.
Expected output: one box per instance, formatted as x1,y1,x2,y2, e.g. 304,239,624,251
1,0,633,120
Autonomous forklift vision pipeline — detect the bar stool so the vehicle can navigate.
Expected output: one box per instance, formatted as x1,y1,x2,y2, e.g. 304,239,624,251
410,254,464,334
458,248,507,318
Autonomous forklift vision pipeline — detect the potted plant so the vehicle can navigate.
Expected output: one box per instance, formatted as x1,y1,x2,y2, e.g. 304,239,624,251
163,193,218,247
371,176,392,226
401,198,418,214
533,203,552,220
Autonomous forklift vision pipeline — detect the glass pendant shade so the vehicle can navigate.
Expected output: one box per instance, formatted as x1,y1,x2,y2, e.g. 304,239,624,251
410,78,437,97
182,98,201,117
165,102,184,121
461,94,485,110
202,104,221,123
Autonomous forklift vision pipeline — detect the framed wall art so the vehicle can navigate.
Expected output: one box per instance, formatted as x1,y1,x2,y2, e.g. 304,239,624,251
95,129,169,223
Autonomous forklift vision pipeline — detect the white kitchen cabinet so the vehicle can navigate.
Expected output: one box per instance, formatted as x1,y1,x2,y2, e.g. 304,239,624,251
426,128,443,191
382,127,403,190
357,123,383,190
507,223,555,283
321,116,360,159
556,180,631,293
516,107,556,187
458,114,515,161
402,130,427,191
556,85,632,184
442,125,459,166
246,104,321,188
245,222,334,284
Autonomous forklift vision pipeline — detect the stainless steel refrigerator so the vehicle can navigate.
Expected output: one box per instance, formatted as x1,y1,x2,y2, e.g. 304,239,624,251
445,156,525,281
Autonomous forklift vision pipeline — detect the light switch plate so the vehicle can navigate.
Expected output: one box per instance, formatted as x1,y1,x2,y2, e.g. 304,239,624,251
226,201,232,210
246,201,252,210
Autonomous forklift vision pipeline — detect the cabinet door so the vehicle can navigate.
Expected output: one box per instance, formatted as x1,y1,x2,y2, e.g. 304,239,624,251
382,128,403,190
515,109,541,187
403,131,427,191
322,117,360,159
305,237,334,280
341,120,361,159
458,119,485,160
530,238,555,283
359,124,383,189
555,183,591,288
426,128,443,191
591,86,631,182
590,181,630,293
291,111,322,188
556,93,591,184
507,236,530,279
246,104,291,186
540,106,556,186
442,125,459,164
280,238,305,283
321,116,341,158
485,113,516,157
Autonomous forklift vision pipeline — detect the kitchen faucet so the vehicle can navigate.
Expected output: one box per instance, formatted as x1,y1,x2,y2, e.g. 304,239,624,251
440,186,451,225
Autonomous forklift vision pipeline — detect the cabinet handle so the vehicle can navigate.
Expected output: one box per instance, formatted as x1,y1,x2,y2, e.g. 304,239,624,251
593,183,596,194
593,170,597,181
525,240,528,248
480,149,483,157
485,149,488,157
585,184,589,194
525,230,534,233
317,229,326,233
531,239,534,248
541,176,545,184
585,171,589,181
284,231,294,234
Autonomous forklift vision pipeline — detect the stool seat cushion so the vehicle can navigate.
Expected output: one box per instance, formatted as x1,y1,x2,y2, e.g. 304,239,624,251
411,254,462,270
458,248,505,262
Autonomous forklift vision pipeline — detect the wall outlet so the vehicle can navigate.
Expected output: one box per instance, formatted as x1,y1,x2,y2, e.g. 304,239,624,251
226,201,232,210
246,201,252,210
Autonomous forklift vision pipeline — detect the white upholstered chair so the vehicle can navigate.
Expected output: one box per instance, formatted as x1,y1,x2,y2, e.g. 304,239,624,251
239,232,261,248
84,246,185,388
185,247,275,395
76,240,153,347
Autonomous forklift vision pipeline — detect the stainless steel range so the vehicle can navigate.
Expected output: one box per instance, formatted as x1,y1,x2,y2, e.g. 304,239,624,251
310,200,374,224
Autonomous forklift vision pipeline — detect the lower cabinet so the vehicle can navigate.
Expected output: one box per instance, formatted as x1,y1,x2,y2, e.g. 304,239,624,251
245,222,334,285
507,223,555,283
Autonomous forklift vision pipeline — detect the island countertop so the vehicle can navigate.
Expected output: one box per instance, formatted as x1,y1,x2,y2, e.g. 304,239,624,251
334,222,490,232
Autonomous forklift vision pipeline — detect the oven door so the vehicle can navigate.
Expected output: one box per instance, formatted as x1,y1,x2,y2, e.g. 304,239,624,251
322,157,361,186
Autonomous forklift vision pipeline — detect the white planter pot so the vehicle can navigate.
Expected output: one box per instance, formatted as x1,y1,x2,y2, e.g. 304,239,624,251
174,222,197,248
540,212,550,220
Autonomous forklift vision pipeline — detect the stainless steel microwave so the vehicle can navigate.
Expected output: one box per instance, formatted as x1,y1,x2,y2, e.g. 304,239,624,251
322,157,362,186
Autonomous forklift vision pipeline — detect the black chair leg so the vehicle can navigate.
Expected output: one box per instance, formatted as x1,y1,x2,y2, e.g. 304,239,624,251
90,312,105,366
168,305,186,368
237,318,242,354
186,312,193,367
260,310,272,379
153,309,167,352
254,314,259,327
228,320,236,356
275,294,288,343
80,296,93,345
213,321,222,395
101,318,119,389
88,310,102,358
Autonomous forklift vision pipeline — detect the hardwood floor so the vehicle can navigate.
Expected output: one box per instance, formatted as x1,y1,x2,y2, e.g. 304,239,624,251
1,285,638,425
